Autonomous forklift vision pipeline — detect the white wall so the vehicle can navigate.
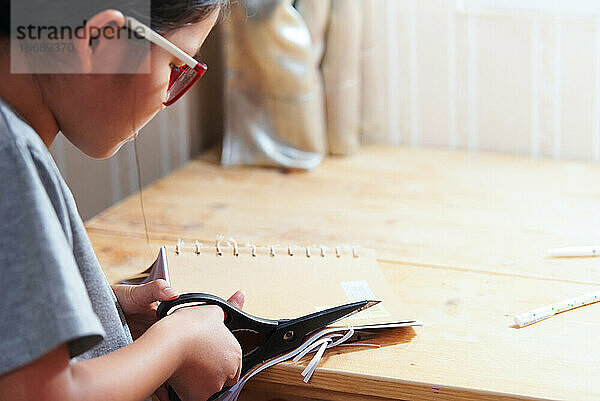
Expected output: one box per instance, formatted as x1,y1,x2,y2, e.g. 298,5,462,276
367,0,600,162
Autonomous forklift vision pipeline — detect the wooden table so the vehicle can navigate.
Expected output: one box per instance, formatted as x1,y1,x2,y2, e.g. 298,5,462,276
87,146,600,401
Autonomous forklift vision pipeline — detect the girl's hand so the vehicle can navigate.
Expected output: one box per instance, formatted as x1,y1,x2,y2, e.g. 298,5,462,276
112,280,179,340
161,290,246,401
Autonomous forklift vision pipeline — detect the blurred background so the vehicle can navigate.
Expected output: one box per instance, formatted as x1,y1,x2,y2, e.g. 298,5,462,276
52,0,600,220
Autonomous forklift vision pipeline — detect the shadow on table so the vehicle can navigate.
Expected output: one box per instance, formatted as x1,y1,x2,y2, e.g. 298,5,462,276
297,326,418,364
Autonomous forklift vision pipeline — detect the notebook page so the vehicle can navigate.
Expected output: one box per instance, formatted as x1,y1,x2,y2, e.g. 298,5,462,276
165,246,406,327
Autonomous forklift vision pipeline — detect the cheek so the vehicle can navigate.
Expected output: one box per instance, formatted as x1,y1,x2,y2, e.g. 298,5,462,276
101,53,172,154
127,70,170,128
144,63,172,103
147,51,174,104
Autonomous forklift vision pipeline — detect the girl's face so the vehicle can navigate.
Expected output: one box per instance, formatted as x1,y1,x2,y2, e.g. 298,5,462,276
53,10,219,159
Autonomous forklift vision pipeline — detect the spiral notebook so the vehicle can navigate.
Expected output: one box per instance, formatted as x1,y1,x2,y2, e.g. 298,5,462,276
131,239,412,327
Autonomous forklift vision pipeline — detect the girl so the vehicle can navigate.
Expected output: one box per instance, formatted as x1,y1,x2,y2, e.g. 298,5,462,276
0,1,244,400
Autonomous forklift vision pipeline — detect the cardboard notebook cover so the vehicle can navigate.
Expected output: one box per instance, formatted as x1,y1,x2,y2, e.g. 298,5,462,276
152,243,407,327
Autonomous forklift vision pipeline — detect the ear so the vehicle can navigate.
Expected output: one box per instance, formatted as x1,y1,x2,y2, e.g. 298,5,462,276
73,9,125,73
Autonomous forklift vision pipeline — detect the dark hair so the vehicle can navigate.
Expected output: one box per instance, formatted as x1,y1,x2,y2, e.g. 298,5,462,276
150,0,228,33
0,0,228,36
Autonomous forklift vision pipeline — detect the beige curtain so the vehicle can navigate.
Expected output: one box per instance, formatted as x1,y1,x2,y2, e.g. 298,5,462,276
222,0,379,168
298,0,363,155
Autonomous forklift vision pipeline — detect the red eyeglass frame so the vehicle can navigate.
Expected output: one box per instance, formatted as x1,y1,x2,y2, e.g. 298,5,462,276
124,16,208,107
164,62,208,106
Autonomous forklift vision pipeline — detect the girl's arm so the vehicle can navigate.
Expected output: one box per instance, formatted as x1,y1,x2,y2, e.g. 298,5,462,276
0,304,242,401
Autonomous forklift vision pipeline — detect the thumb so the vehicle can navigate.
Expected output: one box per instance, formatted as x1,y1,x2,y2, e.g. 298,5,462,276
227,290,246,309
133,279,179,306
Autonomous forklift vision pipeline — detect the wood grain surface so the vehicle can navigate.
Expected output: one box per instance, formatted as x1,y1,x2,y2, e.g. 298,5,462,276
89,146,600,401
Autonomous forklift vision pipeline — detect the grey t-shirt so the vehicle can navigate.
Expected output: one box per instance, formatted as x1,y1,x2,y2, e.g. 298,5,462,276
0,98,133,376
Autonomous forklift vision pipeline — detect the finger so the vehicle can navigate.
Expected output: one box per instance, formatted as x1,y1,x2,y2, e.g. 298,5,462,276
225,362,242,387
133,279,178,307
234,359,242,382
225,356,242,387
227,290,246,309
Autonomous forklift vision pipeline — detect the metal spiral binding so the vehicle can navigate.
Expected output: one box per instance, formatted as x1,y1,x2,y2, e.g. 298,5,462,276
175,239,184,255
173,237,361,258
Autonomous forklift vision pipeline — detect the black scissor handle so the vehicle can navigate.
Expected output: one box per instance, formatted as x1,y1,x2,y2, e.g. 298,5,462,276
156,292,278,332
156,293,278,401
155,294,378,401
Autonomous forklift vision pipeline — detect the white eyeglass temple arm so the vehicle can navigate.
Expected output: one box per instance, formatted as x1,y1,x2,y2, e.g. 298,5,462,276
124,16,198,68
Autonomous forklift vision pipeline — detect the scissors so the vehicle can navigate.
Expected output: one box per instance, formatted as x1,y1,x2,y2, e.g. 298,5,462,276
156,293,380,401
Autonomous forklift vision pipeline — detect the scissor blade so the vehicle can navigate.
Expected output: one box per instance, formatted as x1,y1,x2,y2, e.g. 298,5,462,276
337,300,381,323
279,300,381,336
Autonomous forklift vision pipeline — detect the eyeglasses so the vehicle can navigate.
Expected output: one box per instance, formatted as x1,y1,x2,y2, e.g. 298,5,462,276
124,16,207,106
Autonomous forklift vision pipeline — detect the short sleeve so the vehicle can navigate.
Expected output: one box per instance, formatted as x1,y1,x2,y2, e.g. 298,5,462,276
0,139,105,376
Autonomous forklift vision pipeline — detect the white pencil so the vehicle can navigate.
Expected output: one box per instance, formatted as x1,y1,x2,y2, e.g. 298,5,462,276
547,246,600,257
514,290,600,327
